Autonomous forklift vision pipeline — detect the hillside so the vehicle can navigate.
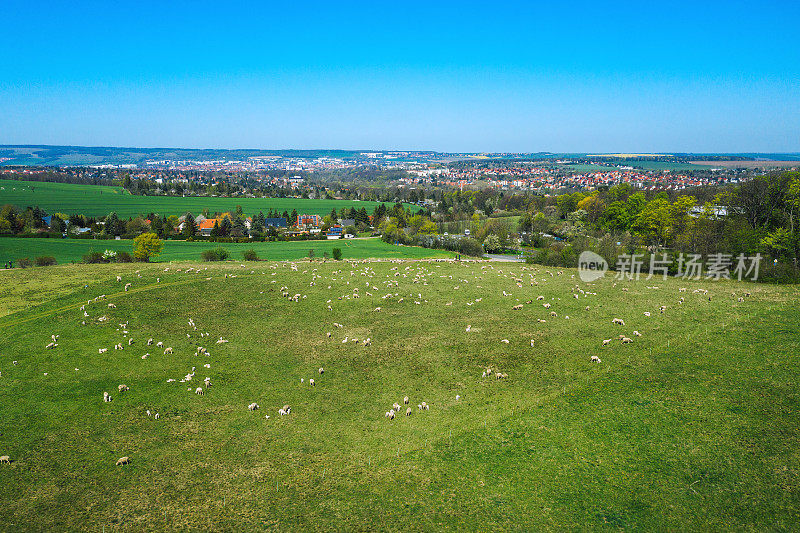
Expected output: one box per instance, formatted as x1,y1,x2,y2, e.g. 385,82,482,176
0,260,798,529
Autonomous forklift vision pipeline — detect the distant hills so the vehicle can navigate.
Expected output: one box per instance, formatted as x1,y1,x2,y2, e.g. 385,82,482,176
0,145,798,167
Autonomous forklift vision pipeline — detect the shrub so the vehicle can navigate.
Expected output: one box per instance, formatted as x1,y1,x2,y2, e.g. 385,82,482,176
34,256,57,266
202,247,230,262
83,251,106,264
116,251,133,263
332,247,342,260
242,249,259,261
18,257,32,268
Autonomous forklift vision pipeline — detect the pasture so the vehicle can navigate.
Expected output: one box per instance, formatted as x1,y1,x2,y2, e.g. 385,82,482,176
0,260,798,530
0,237,451,269
0,179,416,218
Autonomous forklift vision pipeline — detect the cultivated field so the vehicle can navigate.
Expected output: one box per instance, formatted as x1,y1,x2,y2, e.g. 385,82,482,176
689,160,800,169
0,237,451,269
0,179,416,218
0,261,798,530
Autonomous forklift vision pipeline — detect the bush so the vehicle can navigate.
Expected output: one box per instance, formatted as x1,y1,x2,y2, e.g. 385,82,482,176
18,257,32,268
34,256,57,266
242,249,260,261
201,247,230,262
116,251,133,263
83,251,106,264
332,247,342,260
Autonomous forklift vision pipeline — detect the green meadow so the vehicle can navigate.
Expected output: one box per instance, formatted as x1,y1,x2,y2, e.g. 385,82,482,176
0,179,416,218
0,236,451,266
0,260,798,530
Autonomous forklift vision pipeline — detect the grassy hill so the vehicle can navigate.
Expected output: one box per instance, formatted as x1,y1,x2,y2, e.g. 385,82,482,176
0,237,451,267
0,179,416,218
0,261,798,530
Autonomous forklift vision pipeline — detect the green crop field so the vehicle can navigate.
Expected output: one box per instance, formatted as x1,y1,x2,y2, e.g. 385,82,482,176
0,260,798,530
0,237,451,268
0,179,417,218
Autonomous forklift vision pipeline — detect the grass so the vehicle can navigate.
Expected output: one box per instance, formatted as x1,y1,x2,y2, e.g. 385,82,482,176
0,236,452,266
0,178,418,218
0,261,798,530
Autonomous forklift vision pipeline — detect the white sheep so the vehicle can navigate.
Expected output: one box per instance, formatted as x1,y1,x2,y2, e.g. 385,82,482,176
612,318,625,325
147,338,153,346
318,367,324,374
118,384,129,392
103,392,112,402
99,348,108,354
154,413,160,419
0,456,9,464
403,396,409,405
164,347,173,355
386,410,395,419
248,403,259,411
195,387,204,395
633,331,642,337
406,407,412,416
309,378,315,386
621,337,634,344
156,341,163,348
591,355,601,363
116,456,129,466
602,339,611,346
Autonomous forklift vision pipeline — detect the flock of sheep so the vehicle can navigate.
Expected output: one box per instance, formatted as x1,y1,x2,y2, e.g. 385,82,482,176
0,257,757,468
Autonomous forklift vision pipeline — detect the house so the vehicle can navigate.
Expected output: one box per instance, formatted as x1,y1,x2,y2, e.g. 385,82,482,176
339,218,356,228
265,218,288,228
198,219,217,236
326,225,343,239
296,214,321,228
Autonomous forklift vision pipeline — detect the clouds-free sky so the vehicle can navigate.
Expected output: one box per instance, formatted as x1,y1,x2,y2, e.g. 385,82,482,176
2,0,798,152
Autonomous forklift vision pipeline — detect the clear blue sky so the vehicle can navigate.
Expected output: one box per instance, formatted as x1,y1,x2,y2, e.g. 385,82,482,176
1,0,798,153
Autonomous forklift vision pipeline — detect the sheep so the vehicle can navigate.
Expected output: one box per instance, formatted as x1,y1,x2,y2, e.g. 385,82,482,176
550,311,557,318
45,342,56,349
455,395,461,401
512,304,523,310
195,387,204,395
278,408,288,416
108,303,117,308
0,456,9,464
319,367,324,375
326,332,332,338
602,339,611,346
142,354,149,359
386,410,395,420
103,392,112,402
633,331,642,337
421,402,429,410
146,410,151,417
128,338,134,346
543,303,551,309
537,295,544,300
118,384,129,392
116,456,130,466
156,341,163,348
404,396,409,405
164,347,173,355
98,348,108,354
591,355,601,363
501,339,509,344
116,276,122,282
417,404,423,410
612,318,625,326
405,407,412,416
644,312,651,317
248,403,259,411
363,338,371,346
147,338,153,346
154,413,160,419
393,402,402,412
621,337,634,344
309,378,315,386
466,325,471,332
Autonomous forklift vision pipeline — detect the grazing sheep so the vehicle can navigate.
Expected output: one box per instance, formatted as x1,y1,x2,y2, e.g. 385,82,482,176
417,404,423,410
319,367,324,374
309,378,315,386
393,402,402,412
156,342,163,348
116,456,130,466
512,304,523,310
108,303,116,308
118,384,129,392
612,318,625,326
99,348,108,354
195,387,204,395
147,338,153,346
386,410,395,420
543,303,551,309
602,339,611,346
644,312,651,317
116,276,122,282
591,355,601,363
0,456,9,464
164,347,173,355
633,331,642,337
147,410,151,417
406,407,412,416
128,338,134,346
421,402,429,410
326,332,332,338
501,339,510,344
455,395,461,401
621,337,634,344
404,396,409,405
550,311,557,318
154,413,160,419
45,342,56,349
278,408,287,416
248,403,259,411
466,325,471,332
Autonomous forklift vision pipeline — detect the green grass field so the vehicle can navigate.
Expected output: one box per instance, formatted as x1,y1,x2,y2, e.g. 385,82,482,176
0,261,798,529
0,237,451,267
0,179,416,218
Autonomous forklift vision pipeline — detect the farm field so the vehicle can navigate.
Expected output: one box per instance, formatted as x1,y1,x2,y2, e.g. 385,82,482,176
0,261,799,530
0,237,451,270
0,179,417,218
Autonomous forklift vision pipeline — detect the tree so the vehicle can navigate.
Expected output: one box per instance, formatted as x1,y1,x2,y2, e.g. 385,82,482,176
104,212,123,236
50,215,66,233
632,198,672,247
332,247,342,260
483,234,501,253
133,233,163,262
182,213,198,238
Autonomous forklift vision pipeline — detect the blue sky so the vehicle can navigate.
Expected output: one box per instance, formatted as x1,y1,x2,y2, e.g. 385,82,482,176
1,0,798,153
